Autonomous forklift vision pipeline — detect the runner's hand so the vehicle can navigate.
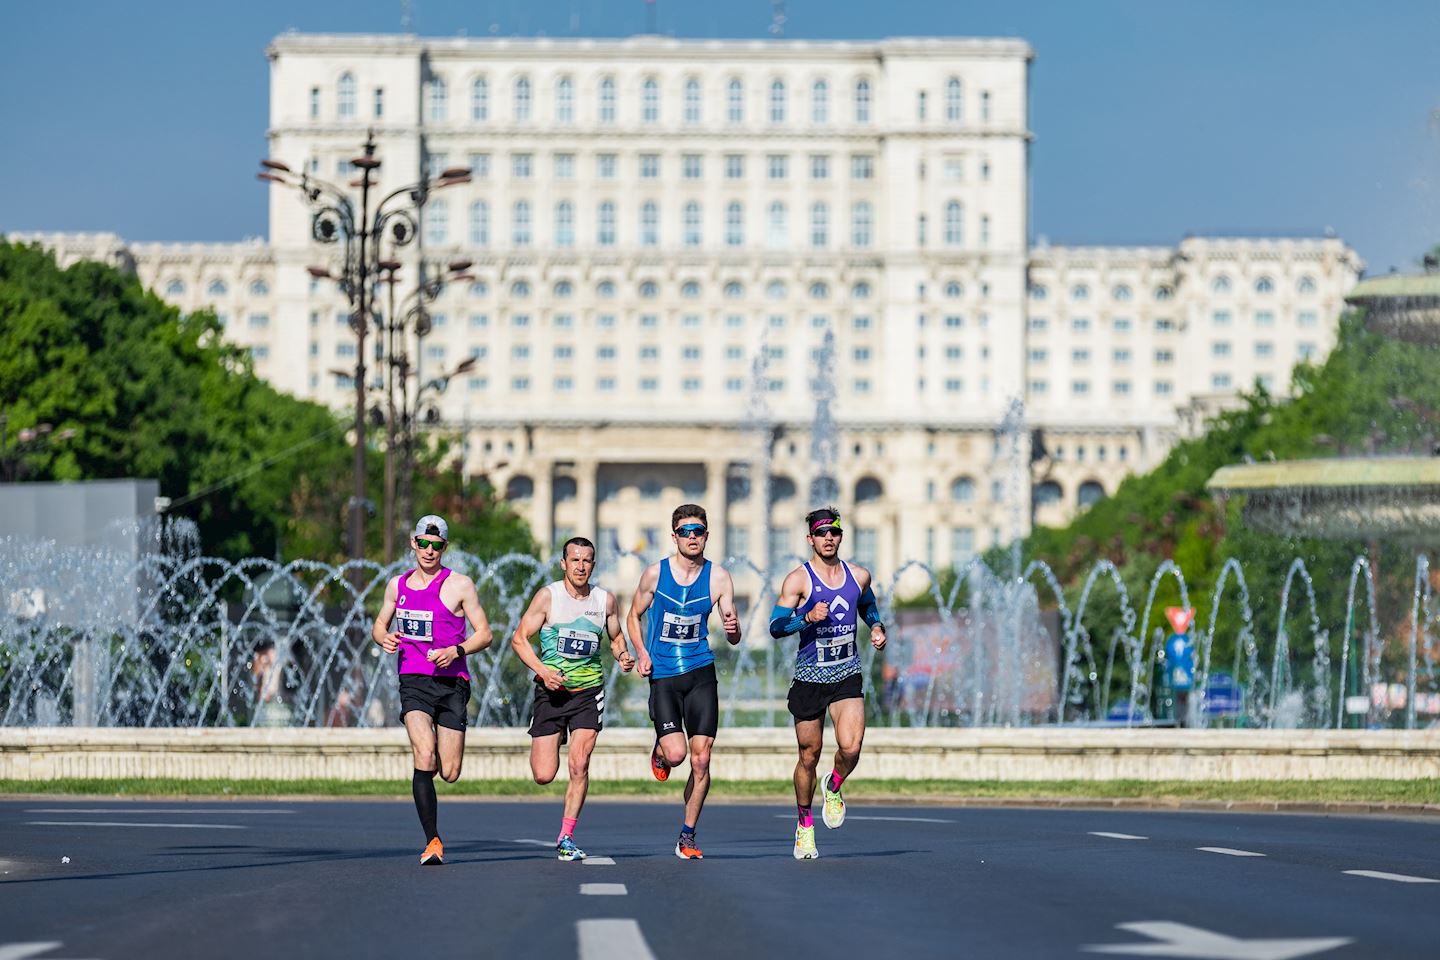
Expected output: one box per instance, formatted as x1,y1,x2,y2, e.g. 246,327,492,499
870,624,887,651
539,666,566,691
807,602,830,623
617,651,636,673
636,653,653,677
722,610,741,639
427,646,457,668
379,631,400,654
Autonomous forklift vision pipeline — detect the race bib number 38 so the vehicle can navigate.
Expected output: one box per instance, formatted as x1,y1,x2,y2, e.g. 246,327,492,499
557,627,601,659
659,612,703,644
396,608,433,640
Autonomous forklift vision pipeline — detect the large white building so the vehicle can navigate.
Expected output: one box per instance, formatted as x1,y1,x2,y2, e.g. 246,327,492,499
14,32,1364,595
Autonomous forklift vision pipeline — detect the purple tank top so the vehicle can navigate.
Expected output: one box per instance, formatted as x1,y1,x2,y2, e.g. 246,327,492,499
394,567,469,679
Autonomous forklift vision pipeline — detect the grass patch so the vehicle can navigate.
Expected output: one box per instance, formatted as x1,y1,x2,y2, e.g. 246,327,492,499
1,778,1437,805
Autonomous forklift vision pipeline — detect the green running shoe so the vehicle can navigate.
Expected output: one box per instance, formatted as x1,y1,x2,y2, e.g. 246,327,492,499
793,824,819,860
821,777,846,829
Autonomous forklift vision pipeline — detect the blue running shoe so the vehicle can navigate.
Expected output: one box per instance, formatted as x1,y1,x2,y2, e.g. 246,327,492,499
557,835,587,861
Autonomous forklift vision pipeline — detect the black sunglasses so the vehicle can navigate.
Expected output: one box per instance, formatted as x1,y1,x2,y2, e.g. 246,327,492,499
414,537,447,551
674,524,708,538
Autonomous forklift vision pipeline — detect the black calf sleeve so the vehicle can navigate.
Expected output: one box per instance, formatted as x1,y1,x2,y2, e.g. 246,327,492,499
413,768,439,842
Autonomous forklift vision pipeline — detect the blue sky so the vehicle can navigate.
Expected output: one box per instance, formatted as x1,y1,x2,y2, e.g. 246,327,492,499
2,0,1437,273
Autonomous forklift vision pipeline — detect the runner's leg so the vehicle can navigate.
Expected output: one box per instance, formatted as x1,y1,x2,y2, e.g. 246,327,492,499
436,726,465,783
564,727,598,820
793,715,823,809
682,734,714,827
658,730,688,768
827,696,865,786
404,711,440,842
531,732,562,785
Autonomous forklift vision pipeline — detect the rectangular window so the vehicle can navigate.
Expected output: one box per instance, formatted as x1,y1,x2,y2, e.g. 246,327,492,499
554,153,575,179
1028,379,1048,394
597,154,617,179
597,345,616,360
248,313,270,329
1212,341,1232,358
1155,380,1173,395
767,155,788,180
855,378,872,394
810,154,830,179
1112,317,1132,332
682,377,701,392
554,376,574,392
512,153,532,178
1212,310,1231,326
511,377,530,391
598,377,616,392
725,377,743,392
944,315,963,328
1155,349,1174,364
640,314,658,328
1113,380,1131,395
640,378,659,392
851,154,874,179
554,345,574,360
853,315,872,330
1255,310,1276,327
1298,311,1318,328
373,87,384,118
1154,317,1175,332
682,154,703,179
1255,341,1274,358
1029,317,1048,331
639,154,660,179
1071,317,1091,332
1297,342,1317,360
469,313,488,328
1212,373,1233,389
1113,348,1131,363
724,154,745,179
943,156,963,180
468,153,490,178
1072,380,1090,395
1028,348,1047,363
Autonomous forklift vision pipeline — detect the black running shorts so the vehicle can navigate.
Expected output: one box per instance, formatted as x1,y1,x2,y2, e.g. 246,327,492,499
527,681,605,740
399,674,471,731
787,673,863,722
648,663,720,740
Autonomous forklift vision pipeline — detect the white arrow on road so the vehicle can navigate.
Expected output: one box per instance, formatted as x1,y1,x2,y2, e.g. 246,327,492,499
0,944,100,960
1083,921,1352,959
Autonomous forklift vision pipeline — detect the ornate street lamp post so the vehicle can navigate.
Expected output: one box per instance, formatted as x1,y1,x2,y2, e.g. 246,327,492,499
258,132,469,568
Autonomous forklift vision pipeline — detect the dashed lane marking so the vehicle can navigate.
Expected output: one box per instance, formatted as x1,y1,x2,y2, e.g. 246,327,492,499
579,883,627,895
24,808,291,815
577,919,656,960
1343,870,1439,884
25,821,244,830
1089,832,1148,840
584,856,617,865
1196,847,1266,857
508,839,554,846
770,814,954,824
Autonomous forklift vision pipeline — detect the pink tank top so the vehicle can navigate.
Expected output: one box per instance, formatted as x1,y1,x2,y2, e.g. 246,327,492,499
393,567,469,680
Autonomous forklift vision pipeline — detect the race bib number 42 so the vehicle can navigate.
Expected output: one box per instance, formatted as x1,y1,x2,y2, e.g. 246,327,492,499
557,627,600,659
396,608,433,640
659,612,703,644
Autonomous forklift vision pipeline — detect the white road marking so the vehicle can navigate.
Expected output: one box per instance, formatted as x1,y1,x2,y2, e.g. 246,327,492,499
1083,920,1352,959
25,821,245,830
508,839,555,846
1197,847,1266,857
579,883,627,896
25,808,291,815
1343,869,1439,884
770,813,954,823
577,919,657,960
0,944,63,960
1090,832,1149,840
584,856,616,866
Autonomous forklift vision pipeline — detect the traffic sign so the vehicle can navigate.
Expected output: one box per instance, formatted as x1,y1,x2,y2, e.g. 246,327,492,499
1203,671,1243,717
1164,606,1195,635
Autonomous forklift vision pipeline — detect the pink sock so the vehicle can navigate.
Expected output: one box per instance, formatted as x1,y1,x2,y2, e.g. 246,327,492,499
559,816,578,841
797,805,813,828
828,769,845,792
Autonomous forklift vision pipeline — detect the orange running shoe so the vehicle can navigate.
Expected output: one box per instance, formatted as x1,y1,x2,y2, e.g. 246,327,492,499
675,833,703,860
420,837,444,866
650,740,670,782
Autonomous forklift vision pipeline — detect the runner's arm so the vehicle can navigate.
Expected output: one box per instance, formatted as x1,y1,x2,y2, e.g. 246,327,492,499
510,589,563,688
712,566,743,646
458,576,495,652
769,567,811,638
370,578,400,652
606,592,635,671
853,566,887,650
626,565,660,668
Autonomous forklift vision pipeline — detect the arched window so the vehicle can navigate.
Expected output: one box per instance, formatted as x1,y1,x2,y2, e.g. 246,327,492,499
944,200,964,246
1212,275,1232,294
555,76,574,124
1071,284,1090,301
851,201,873,248
1112,284,1133,301
1078,480,1106,508
249,279,269,297
950,476,976,503
1154,286,1173,301
640,201,659,247
337,72,356,119
469,280,488,297
851,281,871,299
811,79,829,123
597,201,616,246
1034,480,1063,506
505,475,534,500
513,75,531,121
769,475,797,502
810,201,829,248
854,77,871,123
1029,284,1046,300
598,76,616,123
945,76,962,122
553,477,577,502
724,281,745,299
808,281,829,300
596,280,615,298
681,280,701,298
727,77,744,123
1254,275,1274,294
470,76,488,120
510,280,531,298
510,199,530,247
683,202,702,247
426,199,448,245
769,78,786,123
428,75,448,122
725,202,744,246
1297,276,1317,295
945,280,964,299
642,76,659,123
684,77,702,124
165,278,186,296
639,280,659,299
553,280,574,298
855,476,884,503
553,201,574,247
206,279,227,297
766,280,787,300
469,200,489,246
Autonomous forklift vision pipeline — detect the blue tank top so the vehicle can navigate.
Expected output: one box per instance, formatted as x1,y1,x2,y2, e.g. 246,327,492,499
794,561,863,683
645,558,715,680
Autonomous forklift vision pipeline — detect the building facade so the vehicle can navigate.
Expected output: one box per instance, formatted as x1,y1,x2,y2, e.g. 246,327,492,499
12,33,1364,596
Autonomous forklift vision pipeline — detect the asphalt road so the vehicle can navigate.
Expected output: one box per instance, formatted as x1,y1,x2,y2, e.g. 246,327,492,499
1,798,1437,959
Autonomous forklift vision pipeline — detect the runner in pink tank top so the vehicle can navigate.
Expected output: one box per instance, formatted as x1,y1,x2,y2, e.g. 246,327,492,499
372,515,495,866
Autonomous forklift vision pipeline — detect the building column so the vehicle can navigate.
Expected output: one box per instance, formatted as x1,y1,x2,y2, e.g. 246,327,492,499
704,458,729,560
575,458,598,543
532,460,554,551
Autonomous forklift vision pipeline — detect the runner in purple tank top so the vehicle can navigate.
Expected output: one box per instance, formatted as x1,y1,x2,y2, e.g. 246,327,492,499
371,515,494,866
769,506,887,860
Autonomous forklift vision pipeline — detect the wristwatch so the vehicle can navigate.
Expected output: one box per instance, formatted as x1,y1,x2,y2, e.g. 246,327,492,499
454,644,465,659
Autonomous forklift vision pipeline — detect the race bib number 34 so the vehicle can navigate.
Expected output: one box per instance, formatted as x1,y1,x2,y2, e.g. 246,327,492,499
659,612,703,644
557,627,600,659
396,608,433,640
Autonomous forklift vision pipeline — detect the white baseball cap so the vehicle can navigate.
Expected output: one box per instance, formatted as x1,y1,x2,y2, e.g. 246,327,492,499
411,515,449,540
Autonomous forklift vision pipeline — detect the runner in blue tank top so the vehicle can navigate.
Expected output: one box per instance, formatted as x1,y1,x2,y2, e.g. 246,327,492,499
627,503,742,860
769,506,887,860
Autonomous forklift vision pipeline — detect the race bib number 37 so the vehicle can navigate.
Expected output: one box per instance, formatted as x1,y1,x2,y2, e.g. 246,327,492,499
816,637,858,666
659,612,703,644
557,627,600,660
396,608,433,640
